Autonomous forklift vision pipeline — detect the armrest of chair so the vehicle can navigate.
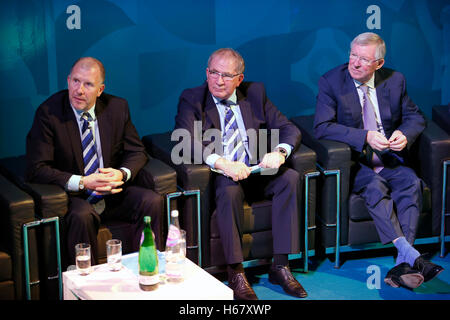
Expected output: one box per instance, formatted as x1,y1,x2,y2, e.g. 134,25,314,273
290,115,352,245
287,144,317,175
0,174,35,299
432,105,450,135
135,155,177,196
0,155,68,219
290,115,352,170
142,132,213,266
142,132,212,193
414,119,450,235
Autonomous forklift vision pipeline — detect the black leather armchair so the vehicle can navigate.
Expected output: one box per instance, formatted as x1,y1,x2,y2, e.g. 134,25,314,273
290,115,450,267
432,104,450,256
0,173,39,300
0,154,176,298
142,132,318,272
432,105,450,135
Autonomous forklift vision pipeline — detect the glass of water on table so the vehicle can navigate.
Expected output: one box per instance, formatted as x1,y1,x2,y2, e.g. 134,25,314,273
75,243,91,275
106,239,122,271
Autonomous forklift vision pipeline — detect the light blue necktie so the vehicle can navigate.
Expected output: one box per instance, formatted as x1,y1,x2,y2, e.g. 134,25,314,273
221,100,249,165
360,85,384,173
81,112,102,203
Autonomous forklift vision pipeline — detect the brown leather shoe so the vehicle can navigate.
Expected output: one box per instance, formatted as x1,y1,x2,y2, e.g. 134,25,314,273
228,271,258,300
269,265,307,298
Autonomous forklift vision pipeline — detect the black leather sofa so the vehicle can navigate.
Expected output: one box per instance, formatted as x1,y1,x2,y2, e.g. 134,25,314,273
0,173,40,299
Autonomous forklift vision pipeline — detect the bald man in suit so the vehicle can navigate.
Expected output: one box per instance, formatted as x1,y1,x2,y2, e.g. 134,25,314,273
26,57,163,266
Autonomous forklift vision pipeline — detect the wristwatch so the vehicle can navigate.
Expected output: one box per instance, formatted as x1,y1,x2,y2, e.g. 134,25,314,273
275,147,288,159
79,176,85,190
119,169,128,182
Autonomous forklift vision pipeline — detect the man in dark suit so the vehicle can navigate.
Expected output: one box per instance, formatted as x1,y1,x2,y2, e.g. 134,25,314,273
26,57,163,266
314,32,443,289
175,48,307,300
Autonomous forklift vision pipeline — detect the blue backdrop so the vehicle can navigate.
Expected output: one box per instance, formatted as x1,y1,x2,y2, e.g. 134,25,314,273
0,0,449,158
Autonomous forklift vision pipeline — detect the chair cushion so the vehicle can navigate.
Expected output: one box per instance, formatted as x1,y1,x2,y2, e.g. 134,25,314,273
0,251,12,282
0,281,14,300
210,200,272,238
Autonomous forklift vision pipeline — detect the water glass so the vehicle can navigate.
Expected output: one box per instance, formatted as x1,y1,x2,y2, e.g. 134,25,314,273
75,243,91,275
106,239,122,271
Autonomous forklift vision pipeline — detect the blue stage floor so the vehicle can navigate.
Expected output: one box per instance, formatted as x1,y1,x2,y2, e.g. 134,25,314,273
223,247,450,300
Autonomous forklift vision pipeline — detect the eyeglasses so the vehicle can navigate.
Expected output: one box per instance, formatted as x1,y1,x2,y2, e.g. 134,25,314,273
208,69,241,82
349,53,381,66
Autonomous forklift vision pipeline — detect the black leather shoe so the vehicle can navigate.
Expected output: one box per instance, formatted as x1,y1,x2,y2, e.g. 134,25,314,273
384,263,424,289
228,271,258,300
412,255,444,282
268,265,307,298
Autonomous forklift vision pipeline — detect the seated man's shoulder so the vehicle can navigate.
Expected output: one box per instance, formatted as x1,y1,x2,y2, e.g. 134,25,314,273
376,67,404,83
238,81,266,96
36,89,69,115
322,64,348,80
180,82,208,98
98,92,129,112
41,89,68,105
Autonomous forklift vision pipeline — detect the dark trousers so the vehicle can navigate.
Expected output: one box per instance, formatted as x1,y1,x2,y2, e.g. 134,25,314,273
352,164,422,245
214,167,300,264
65,185,163,265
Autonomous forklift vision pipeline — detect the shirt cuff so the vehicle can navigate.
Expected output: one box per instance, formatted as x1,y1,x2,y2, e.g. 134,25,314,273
205,154,221,169
120,167,131,182
67,175,82,192
275,143,293,158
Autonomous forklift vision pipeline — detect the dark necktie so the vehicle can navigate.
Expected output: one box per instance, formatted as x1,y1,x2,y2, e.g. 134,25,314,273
360,85,384,173
81,112,102,203
221,100,249,165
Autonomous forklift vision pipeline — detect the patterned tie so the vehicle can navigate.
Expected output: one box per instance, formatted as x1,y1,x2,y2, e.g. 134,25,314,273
360,85,384,173
81,112,102,203
221,100,249,165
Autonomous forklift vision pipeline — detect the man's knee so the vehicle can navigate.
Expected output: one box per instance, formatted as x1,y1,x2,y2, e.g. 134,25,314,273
281,168,300,187
216,184,243,202
361,176,390,207
137,190,164,215
67,198,96,225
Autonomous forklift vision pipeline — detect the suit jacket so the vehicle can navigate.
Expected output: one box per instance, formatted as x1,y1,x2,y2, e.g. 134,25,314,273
26,90,147,189
174,81,301,164
314,64,425,165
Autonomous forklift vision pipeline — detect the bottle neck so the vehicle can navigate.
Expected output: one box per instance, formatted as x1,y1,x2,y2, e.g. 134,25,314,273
142,224,155,246
171,217,180,229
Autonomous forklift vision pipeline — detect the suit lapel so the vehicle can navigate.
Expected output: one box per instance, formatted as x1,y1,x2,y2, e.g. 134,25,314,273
95,98,111,167
63,96,84,174
204,93,221,130
237,88,255,132
375,70,392,135
341,71,363,128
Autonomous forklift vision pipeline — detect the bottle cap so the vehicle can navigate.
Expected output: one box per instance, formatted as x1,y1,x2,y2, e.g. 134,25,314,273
144,216,151,223
171,210,179,218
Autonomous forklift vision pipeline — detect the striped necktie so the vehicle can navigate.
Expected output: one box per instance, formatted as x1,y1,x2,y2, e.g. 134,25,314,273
81,112,102,203
360,85,383,173
221,100,249,165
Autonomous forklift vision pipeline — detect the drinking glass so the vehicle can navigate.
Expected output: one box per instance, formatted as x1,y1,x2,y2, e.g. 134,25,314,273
75,243,91,275
106,239,122,271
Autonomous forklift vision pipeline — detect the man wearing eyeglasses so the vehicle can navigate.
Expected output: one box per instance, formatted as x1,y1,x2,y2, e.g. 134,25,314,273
314,32,443,289
175,48,306,300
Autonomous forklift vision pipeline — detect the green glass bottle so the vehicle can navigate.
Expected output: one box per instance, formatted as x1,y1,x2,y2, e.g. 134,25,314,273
138,216,159,291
